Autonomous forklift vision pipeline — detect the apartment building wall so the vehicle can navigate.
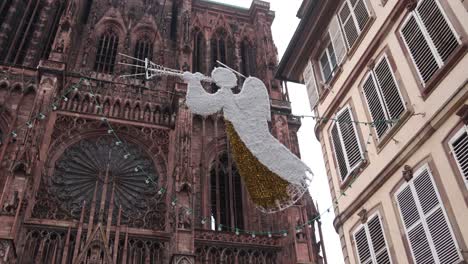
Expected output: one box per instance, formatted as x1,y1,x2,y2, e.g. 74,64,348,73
278,0,468,263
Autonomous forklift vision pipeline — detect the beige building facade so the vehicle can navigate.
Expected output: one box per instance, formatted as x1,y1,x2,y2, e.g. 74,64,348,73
277,0,468,263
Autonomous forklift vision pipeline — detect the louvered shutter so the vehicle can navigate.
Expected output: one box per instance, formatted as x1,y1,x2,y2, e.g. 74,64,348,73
450,126,468,187
373,57,405,121
337,107,363,172
338,0,370,49
400,0,460,85
400,14,439,84
353,214,391,264
331,124,348,179
396,166,462,264
353,0,370,31
303,60,319,109
416,0,460,62
329,15,347,64
339,1,359,48
362,73,389,138
367,215,391,264
354,227,372,264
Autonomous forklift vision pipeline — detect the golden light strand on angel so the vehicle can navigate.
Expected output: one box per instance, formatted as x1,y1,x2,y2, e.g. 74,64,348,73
119,54,312,213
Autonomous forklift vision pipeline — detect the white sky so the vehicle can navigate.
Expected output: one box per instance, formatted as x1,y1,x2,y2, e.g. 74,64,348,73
211,0,345,263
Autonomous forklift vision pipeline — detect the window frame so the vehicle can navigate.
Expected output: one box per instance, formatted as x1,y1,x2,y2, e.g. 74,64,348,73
362,54,407,141
94,28,120,74
338,0,372,50
394,163,463,264
448,125,468,189
352,212,392,264
319,40,338,84
397,0,466,97
330,105,365,182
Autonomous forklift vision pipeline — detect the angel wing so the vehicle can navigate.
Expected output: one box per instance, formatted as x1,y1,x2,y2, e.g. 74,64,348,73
184,72,223,116
235,77,271,122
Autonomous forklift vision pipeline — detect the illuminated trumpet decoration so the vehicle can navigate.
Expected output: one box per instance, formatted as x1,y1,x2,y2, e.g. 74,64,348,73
118,54,312,213
118,53,213,82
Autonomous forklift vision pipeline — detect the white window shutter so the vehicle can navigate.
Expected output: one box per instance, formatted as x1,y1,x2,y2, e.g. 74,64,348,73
373,56,405,121
362,73,389,139
450,126,468,187
353,214,391,264
331,124,349,179
353,0,370,31
303,60,319,109
416,0,460,62
400,0,461,85
337,107,363,173
354,227,373,264
400,14,439,84
414,168,461,263
396,166,463,264
339,1,359,48
329,15,347,65
367,215,391,263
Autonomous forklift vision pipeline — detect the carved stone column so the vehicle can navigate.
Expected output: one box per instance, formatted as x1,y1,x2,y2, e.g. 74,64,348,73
171,82,196,264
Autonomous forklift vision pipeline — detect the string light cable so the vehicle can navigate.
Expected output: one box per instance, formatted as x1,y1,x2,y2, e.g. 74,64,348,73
7,72,426,238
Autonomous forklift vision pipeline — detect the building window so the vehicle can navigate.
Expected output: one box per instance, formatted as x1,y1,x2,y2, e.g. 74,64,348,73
210,29,234,70
353,213,391,264
395,164,463,263
94,28,119,74
362,54,406,140
338,0,370,49
192,30,205,73
400,0,461,85
330,106,364,181
319,38,338,83
210,153,244,231
449,125,468,188
240,39,256,77
131,36,153,78
7,1,43,65
319,15,347,84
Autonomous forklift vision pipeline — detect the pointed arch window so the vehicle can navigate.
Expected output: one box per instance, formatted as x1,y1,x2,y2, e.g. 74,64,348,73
132,35,154,78
6,1,44,65
240,39,256,77
94,28,119,74
210,153,244,231
192,29,205,73
210,29,234,70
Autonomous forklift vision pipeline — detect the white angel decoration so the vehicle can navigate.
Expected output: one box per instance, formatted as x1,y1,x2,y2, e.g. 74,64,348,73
183,68,312,213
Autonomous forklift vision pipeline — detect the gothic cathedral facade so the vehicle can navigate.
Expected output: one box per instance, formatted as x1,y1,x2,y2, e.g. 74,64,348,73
0,0,324,263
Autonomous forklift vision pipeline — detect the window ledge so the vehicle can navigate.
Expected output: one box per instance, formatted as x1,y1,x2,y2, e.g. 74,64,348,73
420,43,468,100
319,66,343,103
339,159,369,190
374,109,414,153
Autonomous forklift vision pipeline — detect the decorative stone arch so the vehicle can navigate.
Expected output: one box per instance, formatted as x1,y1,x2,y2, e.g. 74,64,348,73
11,82,23,93
0,80,10,90
111,98,121,117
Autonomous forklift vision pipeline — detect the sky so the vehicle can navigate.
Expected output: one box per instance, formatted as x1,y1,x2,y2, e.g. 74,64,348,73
211,0,345,263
